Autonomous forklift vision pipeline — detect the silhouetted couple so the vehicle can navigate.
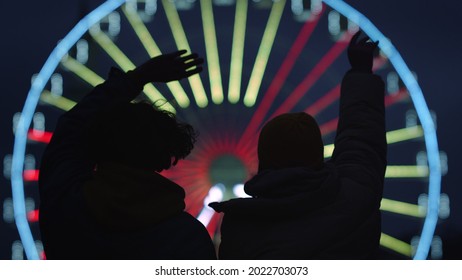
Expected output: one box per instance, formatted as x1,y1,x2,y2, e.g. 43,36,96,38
39,31,385,259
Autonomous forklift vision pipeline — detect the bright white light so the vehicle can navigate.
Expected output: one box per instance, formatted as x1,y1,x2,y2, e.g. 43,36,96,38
3,155,12,179
405,110,418,128
11,241,24,260
430,236,443,259
328,11,340,36
197,184,225,227
51,73,63,96
108,12,121,37
439,151,448,176
127,0,158,22
418,193,428,213
24,155,36,171
416,151,427,166
25,198,35,213
12,112,21,134
173,0,196,10
33,112,45,135
76,39,89,64
233,183,251,198
439,193,450,219
203,184,225,206
387,72,399,94
3,198,14,223
145,0,158,16
291,0,303,15
311,0,323,15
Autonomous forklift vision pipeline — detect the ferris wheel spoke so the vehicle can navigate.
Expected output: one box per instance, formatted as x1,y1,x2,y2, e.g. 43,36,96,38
161,0,208,108
386,126,423,144
89,27,175,112
121,5,162,57
320,86,411,137
270,31,353,120
323,126,424,159
237,10,322,149
122,5,191,108
243,0,286,108
200,0,224,105
61,55,105,87
385,165,429,178
228,0,249,104
40,90,77,112
304,56,387,116
380,233,413,257
380,198,425,218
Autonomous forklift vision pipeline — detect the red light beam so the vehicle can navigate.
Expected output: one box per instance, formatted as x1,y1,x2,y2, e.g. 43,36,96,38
238,12,323,148
269,32,353,120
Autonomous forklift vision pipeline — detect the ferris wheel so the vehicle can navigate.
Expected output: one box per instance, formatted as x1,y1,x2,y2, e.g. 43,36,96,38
10,0,446,260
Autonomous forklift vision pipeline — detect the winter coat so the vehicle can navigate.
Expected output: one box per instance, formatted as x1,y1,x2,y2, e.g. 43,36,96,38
39,68,216,259
210,71,386,259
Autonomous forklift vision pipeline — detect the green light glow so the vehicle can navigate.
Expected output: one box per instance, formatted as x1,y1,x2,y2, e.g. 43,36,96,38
121,5,161,58
89,27,137,70
228,0,248,104
380,198,425,218
89,27,175,113
162,0,208,108
386,126,424,144
61,55,104,86
323,126,425,159
323,144,335,158
200,0,224,105
385,165,429,178
380,233,413,257
122,5,190,108
243,0,286,107
40,90,76,112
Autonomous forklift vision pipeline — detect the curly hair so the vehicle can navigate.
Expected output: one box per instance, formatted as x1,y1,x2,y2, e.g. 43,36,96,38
88,101,197,171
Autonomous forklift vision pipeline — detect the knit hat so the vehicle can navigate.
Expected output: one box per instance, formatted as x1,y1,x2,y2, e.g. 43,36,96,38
257,112,324,171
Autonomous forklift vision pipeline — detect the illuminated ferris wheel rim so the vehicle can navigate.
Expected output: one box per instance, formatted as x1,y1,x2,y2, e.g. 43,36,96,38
11,0,441,260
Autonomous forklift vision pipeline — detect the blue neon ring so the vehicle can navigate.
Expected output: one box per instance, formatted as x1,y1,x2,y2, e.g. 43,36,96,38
322,0,441,260
11,0,127,260
12,0,440,260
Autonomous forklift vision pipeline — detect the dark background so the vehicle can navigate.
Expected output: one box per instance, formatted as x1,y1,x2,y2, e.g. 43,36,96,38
1,0,461,259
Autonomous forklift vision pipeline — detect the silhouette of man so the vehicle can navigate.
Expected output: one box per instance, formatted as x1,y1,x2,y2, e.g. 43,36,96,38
39,50,216,259
210,31,386,259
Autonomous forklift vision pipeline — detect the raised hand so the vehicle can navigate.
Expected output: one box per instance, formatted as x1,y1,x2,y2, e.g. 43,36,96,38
347,31,379,73
128,50,204,86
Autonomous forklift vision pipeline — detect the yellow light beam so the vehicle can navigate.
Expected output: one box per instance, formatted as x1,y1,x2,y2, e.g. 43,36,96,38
40,90,76,112
61,55,105,86
161,0,208,108
243,0,286,107
121,5,161,57
121,5,190,108
324,143,335,159
228,0,248,104
323,126,424,159
89,26,175,113
380,233,413,257
380,198,425,218
386,125,424,144
200,0,224,105
385,165,429,178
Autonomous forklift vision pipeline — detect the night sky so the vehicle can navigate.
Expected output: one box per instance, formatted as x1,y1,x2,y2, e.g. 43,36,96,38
1,0,461,259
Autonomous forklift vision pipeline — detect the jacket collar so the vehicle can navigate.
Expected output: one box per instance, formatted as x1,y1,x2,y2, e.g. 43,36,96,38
84,162,185,232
